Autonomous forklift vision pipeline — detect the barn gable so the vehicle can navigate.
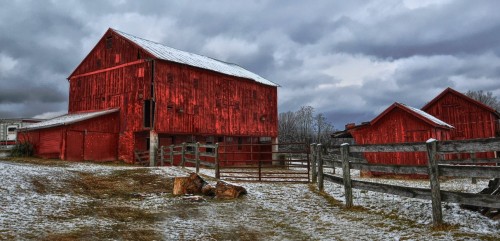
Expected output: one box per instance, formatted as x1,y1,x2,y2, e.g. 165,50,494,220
422,87,499,117
422,87,499,140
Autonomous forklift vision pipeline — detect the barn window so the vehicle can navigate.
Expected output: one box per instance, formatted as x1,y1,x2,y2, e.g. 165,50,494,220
137,50,142,59
206,136,214,153
217,137,224,143
7,127,16,133
146,138,150,151
106,36,113,49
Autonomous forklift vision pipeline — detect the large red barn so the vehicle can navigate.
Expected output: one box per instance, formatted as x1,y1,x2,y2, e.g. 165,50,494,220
349,102,453,175
21,28,279,163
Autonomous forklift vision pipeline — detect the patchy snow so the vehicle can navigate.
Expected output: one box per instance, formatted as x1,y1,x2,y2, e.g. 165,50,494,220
427,138,438,143
114,29,279,87
399,103,454,129
1,160,498,240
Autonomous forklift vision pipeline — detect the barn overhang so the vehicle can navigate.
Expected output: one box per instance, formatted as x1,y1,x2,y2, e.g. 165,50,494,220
19,108,119,131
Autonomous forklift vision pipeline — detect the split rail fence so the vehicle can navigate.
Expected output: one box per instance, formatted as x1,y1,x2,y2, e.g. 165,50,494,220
311,138,500,226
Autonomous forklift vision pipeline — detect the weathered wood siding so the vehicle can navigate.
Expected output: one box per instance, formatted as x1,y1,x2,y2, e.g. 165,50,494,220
154,61,278,136
423,88,499,159
423,90,497,140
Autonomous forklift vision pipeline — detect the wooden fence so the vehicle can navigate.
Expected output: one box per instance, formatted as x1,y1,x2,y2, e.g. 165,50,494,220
312,138,500,226
159,142,220,178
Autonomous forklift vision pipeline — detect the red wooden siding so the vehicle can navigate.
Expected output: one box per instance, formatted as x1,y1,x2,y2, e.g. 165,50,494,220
422,88,498,140
20,112,119,161
154,61,278,136
422,88,499,159
350,104,451,175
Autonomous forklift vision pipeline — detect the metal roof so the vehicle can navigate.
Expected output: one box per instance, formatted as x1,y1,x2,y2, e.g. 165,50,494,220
20,109,119,130
113,29,279,87
399,103,454,129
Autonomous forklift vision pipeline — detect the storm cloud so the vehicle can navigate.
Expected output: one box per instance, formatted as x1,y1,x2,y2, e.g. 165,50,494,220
2,0,500,128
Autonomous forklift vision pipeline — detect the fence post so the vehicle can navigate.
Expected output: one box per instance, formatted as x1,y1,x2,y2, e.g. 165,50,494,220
470,152,477,184
181,142,186,168
169,145,174,165
310,143,317,183
195,142,200,174
425,139,443,226
215,143,220,179
340,143,353,208
317,144,324,192
160,146,164,166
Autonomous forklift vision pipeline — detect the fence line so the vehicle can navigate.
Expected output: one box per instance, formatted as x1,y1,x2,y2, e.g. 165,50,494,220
314,137,500,226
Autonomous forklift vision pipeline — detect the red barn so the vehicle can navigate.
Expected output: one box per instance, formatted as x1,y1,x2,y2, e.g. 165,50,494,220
422,87,499,140
21,28,279,163
349,102,453,175
422,87,499,159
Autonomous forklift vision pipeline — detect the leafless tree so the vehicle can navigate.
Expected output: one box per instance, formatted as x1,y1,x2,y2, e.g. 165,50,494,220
465,90,500,112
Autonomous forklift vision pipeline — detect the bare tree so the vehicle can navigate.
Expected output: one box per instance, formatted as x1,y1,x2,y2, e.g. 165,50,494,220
465,90,500,112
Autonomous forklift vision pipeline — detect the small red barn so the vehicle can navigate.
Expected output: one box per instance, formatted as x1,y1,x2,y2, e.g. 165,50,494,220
422,87,499,140
422,88,500,159
349,103,453,175
21,28,279,163
19,109,119,160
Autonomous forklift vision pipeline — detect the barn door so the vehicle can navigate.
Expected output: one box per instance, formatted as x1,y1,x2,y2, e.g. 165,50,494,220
66,131,84,161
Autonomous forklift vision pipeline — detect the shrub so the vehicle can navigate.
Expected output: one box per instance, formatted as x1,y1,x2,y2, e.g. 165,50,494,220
10,141,34,157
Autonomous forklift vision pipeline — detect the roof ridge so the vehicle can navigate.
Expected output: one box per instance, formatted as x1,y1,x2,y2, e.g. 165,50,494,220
111,29,279,87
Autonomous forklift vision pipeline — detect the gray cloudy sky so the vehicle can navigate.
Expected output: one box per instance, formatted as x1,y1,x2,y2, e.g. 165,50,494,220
1,0,500,128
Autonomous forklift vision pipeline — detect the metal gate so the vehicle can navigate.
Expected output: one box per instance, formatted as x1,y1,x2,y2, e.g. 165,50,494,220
217,142,310,183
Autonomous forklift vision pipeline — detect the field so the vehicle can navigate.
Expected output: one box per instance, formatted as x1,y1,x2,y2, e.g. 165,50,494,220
0,158,498,240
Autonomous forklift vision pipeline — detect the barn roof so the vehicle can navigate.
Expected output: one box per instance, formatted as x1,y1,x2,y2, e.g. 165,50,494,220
20,108,119,131
422,87,500,117
112,29,279,87
371,102,453,129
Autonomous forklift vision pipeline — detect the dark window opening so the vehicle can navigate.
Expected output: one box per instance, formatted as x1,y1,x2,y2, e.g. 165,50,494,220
217,137,224,143
146,138,150,151
137,50,142,59
106,36,113,49
7,127,16,133
206,136,215,153
144,100,155,128
238,137,243,150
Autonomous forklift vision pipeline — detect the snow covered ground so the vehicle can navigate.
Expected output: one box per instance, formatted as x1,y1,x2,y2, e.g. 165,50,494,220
0,159,498,240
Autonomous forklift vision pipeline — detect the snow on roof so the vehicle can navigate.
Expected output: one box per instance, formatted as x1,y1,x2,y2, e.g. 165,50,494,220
20,109,119,130
399,103,454,129
113,29,279,87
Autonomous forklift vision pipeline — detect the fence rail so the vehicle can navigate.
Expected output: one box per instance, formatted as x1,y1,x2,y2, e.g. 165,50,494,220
314,137,500,226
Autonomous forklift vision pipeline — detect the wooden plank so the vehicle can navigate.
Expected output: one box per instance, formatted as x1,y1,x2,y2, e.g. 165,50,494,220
323,174,500,208
351,163,429,175
439,165,500,178
349,142,427,153
438,158,500,164
437,138,500,153
311,144,317,183
318,144,324,191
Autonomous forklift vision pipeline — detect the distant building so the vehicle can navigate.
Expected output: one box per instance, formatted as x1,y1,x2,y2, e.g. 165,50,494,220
348,103,452,174
0,118,43,146
19,28,279,163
